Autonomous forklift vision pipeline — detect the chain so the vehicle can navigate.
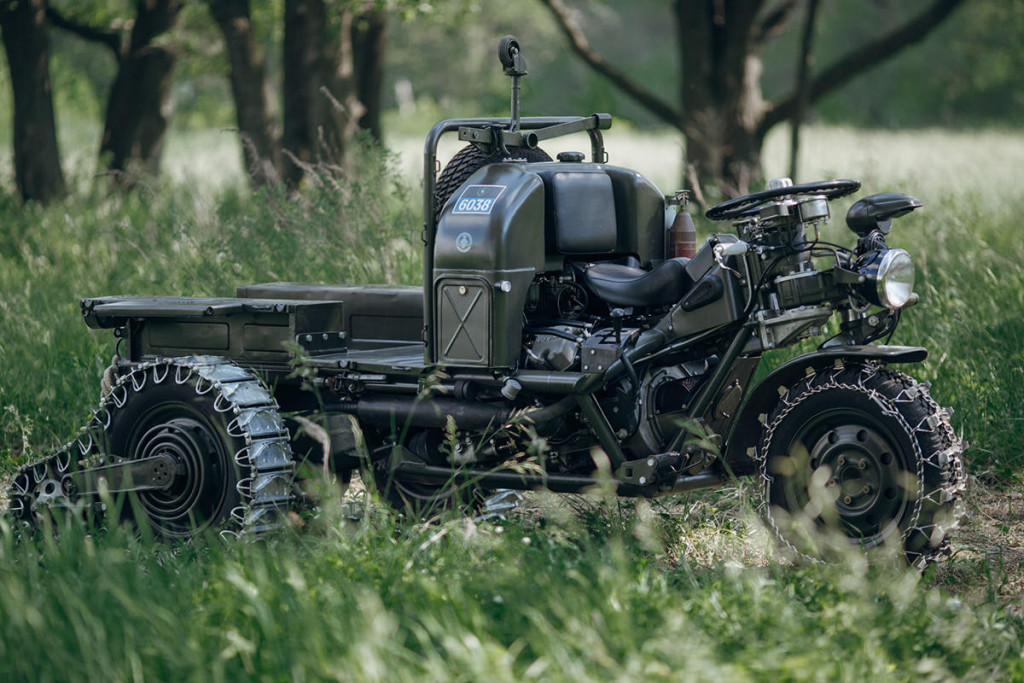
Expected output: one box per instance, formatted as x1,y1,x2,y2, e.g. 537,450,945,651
5,356,296,539
756,361,965,567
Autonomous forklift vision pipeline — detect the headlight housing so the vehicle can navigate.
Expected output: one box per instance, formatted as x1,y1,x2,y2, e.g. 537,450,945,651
857,248,915,309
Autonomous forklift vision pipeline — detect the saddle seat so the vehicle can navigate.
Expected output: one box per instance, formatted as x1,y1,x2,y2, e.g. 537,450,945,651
583,257,692,309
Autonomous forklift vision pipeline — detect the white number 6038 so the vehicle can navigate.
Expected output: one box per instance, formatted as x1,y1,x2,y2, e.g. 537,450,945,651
456,198,493,212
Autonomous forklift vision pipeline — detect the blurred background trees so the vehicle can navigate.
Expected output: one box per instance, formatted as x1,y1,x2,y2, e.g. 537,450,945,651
1,0,1021,203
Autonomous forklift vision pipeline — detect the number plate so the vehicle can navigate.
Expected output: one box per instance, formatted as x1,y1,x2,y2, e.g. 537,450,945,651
452,185,506,215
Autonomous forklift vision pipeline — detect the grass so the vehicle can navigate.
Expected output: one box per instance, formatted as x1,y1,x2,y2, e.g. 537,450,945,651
0,490,1021,682
0,122,1023,679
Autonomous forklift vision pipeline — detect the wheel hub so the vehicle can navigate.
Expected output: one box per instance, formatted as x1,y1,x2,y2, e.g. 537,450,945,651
132,417,226,532
809,424,905,538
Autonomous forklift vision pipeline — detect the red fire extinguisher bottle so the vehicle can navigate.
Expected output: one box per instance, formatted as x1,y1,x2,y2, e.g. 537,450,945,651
667,191,697,259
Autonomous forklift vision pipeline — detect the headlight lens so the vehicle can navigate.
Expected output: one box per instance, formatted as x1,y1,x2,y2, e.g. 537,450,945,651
875,248,915,309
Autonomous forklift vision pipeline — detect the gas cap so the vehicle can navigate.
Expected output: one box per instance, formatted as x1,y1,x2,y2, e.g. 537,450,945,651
557,151,585,163
767,177,794,190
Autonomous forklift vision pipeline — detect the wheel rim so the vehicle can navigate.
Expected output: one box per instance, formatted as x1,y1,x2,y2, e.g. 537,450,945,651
378,464,465,513
774,407,912,547
128,407,233,537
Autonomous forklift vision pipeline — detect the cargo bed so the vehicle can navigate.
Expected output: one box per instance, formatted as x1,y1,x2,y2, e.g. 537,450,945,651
82,283,426,368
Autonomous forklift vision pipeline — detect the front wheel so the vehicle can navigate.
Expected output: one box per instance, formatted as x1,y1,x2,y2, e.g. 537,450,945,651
758,363,965,566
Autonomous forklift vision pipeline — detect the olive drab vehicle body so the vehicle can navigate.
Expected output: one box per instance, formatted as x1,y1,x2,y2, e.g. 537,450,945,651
8,37,965,564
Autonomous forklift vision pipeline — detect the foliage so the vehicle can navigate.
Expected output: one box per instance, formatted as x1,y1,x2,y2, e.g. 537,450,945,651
0,490,1021,681
0,138,419,459
5,0,1021,148
383,0,1024,130
764,0,1024,128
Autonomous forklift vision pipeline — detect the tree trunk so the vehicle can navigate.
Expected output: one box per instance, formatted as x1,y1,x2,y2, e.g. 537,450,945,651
0,0,66,203
99,0,182,183
789,0,821,181
282,0,365,186
675,0,768,197
208,0,281,187
352,8,387,142
322,9,365,169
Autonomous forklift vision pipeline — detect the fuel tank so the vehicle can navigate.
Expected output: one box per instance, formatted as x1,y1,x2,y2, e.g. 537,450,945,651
433,159,667,368
434,163,544,368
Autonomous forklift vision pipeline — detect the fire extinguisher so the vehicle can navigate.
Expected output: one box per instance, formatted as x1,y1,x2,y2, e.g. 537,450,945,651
666,190,697,259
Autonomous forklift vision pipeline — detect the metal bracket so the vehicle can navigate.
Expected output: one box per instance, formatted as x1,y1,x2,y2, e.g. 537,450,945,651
296,331,347,354
64,454,177,495
615,452,682,487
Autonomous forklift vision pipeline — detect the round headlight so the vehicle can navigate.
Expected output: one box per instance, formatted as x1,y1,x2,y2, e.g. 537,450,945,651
876,248,915,309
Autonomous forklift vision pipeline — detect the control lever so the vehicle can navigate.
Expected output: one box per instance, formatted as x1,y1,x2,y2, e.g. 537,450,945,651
713,240,748,278
715,240,749,258
610,307,625,345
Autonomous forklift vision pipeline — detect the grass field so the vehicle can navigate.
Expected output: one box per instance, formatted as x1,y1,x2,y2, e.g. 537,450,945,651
0,123,1022,679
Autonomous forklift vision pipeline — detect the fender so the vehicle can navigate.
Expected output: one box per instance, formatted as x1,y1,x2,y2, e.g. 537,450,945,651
721,345,927,475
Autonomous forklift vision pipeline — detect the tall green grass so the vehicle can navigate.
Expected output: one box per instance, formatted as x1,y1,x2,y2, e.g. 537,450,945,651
0,143,420,465
1,495,1021,681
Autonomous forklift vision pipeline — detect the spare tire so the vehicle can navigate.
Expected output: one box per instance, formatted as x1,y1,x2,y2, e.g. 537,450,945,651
434,144,552,221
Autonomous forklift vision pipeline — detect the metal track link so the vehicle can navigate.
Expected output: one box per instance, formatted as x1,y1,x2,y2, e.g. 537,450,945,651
5,356,297,539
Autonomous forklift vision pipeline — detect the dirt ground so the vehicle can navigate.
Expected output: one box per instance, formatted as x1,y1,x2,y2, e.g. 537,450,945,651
931,481,1024,608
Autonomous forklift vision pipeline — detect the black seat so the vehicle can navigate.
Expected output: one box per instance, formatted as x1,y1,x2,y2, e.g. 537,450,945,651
584,258,692,308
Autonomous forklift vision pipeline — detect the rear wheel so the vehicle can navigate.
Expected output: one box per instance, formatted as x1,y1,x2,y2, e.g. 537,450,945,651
9,359,295,539
758,363,965,566
106,376,245,538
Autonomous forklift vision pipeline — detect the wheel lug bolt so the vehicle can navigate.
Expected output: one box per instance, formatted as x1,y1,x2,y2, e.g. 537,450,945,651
827,478,837,487
843,496,853,505
857,460,867,470
861,485,871,494
837,456,846,466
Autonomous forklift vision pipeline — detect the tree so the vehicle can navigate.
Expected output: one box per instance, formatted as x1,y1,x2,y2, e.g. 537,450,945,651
351,7,386,140
540,0,967,198
47,0,182,183
208,0,387,188
99,0,181,180
788,0,820,181
281,0,365,184
207,0,282,186
0,0,67,203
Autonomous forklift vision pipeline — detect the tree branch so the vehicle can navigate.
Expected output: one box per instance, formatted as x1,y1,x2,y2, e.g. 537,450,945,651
789,0,821,180
762,0,966,133
755,0,799,45
45,6,121,59
537,0,682,128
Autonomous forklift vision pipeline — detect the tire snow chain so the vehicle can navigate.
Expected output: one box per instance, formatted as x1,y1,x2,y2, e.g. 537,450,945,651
755,361,966,567
5,356,297,539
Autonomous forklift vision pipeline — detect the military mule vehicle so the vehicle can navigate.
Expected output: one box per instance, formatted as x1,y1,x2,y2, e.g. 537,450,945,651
7,37,964,564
